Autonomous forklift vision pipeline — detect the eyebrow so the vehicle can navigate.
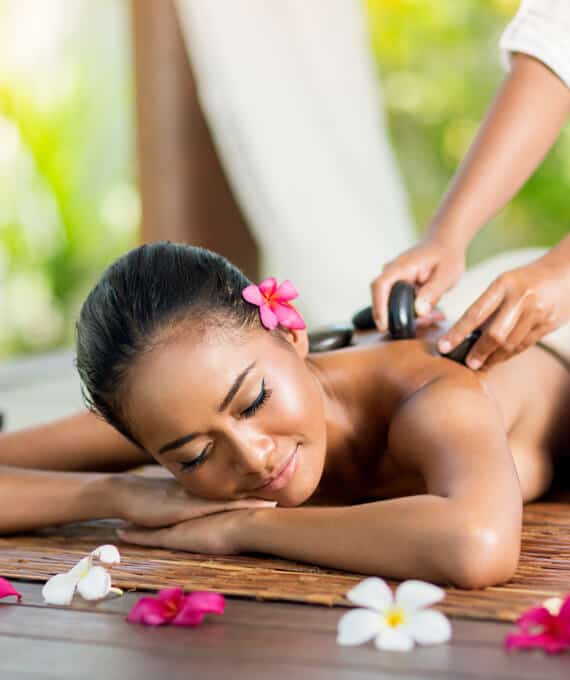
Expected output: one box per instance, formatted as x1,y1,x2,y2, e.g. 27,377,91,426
157,361,257,455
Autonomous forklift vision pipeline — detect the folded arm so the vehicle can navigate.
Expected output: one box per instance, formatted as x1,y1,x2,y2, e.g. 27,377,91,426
0,410,151,534
0,465,118,534
0,409,152,471
239,377,523,588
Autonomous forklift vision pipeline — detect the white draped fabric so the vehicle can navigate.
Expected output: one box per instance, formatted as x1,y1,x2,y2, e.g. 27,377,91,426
174,0,416,327
500,0,570,88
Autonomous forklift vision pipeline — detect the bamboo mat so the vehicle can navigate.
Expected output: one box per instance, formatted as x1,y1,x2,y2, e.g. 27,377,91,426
1,501,569,622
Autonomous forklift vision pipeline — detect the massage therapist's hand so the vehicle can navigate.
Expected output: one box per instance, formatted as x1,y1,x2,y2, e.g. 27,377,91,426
110,473,276,529
438,254,570,370
116,508,263,555
371,238,465,332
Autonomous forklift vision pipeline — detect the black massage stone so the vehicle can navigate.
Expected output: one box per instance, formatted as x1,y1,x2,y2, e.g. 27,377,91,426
351,280,417,338
439,329,482,365
336,281,482,366
308,324,354,353
351,305,376,331
387,281,416,340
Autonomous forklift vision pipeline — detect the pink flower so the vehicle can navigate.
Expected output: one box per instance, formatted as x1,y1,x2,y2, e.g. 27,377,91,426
505,594,570,654
127,587,225,627
0,577,22,602
242,278,306,331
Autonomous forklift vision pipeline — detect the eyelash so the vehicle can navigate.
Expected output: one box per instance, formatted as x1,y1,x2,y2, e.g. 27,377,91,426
241,379,272,418
179,381,272,473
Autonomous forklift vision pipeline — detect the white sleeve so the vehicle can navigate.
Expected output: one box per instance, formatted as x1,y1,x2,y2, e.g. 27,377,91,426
499,0,570,87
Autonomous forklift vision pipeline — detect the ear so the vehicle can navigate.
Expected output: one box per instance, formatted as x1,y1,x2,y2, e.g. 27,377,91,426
284,327,309,359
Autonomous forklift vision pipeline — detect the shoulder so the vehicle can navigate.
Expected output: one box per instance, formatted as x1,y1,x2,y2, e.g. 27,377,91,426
387,370,505,473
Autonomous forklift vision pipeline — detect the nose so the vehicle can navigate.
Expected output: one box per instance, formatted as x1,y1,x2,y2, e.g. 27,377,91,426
229,427,276,477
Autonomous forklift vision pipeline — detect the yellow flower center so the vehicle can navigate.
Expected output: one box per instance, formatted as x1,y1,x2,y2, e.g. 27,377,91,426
165,599,179,616
384,607,406,628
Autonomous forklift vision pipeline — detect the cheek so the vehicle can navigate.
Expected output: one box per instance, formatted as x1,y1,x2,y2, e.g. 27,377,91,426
173,463,234,500
271,366,323,431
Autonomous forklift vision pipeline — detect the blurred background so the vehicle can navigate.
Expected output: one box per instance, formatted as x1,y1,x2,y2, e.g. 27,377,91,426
0,0,568,359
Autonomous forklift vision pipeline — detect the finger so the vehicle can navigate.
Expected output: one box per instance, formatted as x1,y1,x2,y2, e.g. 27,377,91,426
466,297,525,370
371,271,400,333
197,498,275,518
415,308,446,328
415,268,450,316
482,347,512,370
438,282,505,354
517,323,551,353
116,526,168,547
227,499,277,510
502,309,536,354
462,332,500,371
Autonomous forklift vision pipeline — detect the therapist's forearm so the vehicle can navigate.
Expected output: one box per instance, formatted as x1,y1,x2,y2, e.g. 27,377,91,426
428,53,570,249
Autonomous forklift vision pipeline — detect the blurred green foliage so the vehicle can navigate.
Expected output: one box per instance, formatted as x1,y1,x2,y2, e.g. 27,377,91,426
0,1,568,359
0,0,137,359
366,0,570,263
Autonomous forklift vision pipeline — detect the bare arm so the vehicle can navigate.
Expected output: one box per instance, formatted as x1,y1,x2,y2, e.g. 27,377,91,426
428,53,570,249
239,378,522,588
0,409,153,472
371,54,570,329
0,413,276,535
0,410,149,533
0,466,118,534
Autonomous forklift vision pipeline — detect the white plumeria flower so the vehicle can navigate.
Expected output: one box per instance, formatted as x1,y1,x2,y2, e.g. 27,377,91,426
337,577,452,652
543,597,563,615
42,544,123,605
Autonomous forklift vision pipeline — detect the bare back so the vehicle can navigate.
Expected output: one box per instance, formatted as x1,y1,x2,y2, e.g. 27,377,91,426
308,325,570,506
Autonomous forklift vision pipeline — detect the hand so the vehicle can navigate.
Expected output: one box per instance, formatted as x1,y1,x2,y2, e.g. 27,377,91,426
110,473,276,529
371,238,466,332
116,507,262,555
438,257,570,370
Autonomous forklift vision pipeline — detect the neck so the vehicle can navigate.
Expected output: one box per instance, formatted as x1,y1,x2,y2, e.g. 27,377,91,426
304,353,363,490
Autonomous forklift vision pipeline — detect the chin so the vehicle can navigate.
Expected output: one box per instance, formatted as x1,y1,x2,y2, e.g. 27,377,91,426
274,491,306,507
280,470,322,507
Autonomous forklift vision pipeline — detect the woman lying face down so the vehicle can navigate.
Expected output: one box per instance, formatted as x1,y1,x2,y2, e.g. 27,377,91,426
70,242,569,587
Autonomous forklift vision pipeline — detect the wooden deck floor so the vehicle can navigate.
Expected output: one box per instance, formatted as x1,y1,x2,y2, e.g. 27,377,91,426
1,351,569,678
0,581,568,679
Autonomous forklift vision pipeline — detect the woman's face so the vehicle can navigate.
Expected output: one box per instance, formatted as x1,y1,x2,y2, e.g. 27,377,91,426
124,325,328,506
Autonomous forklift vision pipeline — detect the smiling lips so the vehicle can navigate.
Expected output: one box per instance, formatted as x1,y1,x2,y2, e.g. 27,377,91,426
253,446,299,492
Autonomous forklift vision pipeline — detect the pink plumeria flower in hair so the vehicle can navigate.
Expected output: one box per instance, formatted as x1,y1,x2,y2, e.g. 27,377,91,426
242,278,306,331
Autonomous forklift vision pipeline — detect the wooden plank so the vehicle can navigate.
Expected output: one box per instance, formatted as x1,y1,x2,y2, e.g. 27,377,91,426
0,636,409,680
4,582,519,646
2,585,569,680
130,0,259,280
0,611,566,680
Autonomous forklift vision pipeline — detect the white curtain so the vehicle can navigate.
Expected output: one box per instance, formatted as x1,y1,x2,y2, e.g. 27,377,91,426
175,0,416,327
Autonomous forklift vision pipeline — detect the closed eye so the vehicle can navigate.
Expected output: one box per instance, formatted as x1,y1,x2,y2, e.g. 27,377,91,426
240,379,272,418
179,380,272,473
179,443,211,472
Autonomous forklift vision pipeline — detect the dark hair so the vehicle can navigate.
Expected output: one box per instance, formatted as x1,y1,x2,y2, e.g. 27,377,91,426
75,241,261,448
